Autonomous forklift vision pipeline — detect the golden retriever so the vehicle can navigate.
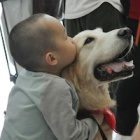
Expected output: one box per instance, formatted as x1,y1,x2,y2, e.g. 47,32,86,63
62,28,134,140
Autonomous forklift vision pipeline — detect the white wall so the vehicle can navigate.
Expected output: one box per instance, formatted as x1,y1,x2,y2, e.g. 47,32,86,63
0,3,14,135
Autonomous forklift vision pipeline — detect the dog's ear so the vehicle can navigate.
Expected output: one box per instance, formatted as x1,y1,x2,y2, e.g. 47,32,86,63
45,52,58,65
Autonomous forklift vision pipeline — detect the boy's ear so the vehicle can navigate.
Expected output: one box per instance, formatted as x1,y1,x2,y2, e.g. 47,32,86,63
45,52,58,65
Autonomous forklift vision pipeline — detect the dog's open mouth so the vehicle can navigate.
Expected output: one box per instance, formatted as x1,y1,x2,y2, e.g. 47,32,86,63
94,47,135,81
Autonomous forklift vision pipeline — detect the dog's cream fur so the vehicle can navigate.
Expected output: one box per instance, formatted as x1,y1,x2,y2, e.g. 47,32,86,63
62,28,134,140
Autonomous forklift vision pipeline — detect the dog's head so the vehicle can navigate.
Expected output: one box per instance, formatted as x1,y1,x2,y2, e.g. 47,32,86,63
73,27,134,84
62,28,134,110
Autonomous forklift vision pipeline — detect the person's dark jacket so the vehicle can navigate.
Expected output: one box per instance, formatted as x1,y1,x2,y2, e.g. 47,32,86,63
33,0,65,20
120,0,130,16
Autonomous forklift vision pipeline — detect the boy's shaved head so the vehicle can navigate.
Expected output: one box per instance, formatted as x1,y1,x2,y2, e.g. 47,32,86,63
9,14,57,71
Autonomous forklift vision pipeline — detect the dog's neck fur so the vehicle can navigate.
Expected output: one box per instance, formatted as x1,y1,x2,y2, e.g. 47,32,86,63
62,63,115,111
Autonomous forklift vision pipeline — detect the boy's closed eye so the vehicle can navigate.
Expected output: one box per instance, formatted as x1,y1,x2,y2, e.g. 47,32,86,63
65,35,68,40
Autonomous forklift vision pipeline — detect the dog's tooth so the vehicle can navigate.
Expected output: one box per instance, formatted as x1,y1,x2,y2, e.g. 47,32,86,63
97,67,102,71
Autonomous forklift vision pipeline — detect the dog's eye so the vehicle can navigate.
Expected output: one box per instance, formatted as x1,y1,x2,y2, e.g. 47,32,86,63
84,37,94,45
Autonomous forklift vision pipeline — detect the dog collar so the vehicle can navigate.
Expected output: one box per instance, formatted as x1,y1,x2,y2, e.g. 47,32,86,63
88,108,116,131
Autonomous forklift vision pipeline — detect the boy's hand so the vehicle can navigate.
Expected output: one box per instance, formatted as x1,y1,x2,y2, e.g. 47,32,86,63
90,108,116,130
92,113,104,125
132,122,140,140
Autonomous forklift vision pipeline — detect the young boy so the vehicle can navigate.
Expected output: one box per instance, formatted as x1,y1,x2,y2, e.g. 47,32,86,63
0,14,98,140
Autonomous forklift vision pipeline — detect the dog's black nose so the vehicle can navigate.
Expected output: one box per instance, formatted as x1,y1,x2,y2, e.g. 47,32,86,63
117,28,132,40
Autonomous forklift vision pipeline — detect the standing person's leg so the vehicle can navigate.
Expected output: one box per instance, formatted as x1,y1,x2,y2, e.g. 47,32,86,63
65,2,126,36
115,18,140,135
64,16,86,37
86,2,126,32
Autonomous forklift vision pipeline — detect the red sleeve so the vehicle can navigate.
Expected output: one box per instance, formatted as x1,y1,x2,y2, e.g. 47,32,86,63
129,0,140,20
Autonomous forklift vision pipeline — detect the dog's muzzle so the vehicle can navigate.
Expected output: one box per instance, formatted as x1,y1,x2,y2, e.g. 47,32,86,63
117,28,132,41
94,28,135,81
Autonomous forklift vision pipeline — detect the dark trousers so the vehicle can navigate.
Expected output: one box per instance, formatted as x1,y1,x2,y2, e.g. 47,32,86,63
115,18,140,135
64,2,126,37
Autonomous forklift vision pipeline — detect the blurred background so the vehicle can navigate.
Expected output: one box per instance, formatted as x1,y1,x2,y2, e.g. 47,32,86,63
0,3,14,135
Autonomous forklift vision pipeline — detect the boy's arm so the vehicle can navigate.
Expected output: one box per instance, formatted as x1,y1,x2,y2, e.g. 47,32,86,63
132,121,140,140
39,80,98,140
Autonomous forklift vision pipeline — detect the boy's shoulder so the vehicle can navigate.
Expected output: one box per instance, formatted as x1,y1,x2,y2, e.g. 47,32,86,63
17,69,76,93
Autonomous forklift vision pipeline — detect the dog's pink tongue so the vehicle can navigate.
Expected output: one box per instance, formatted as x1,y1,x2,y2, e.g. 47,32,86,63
102,60,134,74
